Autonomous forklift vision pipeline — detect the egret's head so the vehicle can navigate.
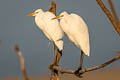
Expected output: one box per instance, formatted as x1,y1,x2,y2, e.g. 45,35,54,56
27,9,44,17
60,11,68,16
51,11,68,20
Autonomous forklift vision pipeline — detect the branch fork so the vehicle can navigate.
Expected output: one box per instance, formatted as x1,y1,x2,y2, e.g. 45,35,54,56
48,55,120,78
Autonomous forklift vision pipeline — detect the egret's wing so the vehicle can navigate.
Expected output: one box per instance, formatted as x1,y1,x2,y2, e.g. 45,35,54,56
60,14,79,47
42,12,63,50
70,13,90,56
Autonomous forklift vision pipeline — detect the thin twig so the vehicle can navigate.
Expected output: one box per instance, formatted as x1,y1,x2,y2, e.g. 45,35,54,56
49,55,120,77
14,45,29,80
116,50,120,55
107,0,120,27
96,0,120,35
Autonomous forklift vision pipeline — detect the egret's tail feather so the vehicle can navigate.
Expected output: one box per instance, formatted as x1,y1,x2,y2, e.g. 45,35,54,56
80,44,90,56
55,40,63,51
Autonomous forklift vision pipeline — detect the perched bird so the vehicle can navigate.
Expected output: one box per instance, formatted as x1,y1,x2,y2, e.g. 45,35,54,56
52,11,90,74
27,9,64,66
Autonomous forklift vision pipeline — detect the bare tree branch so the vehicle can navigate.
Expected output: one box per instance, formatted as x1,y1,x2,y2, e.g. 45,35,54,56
49,55,120,77
96,0,120,35
14,45,29,80
49,1,59,80
107,0,120,27
49,0,56,15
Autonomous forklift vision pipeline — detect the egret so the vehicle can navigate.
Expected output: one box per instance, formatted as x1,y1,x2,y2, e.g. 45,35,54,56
27,9,64,68
52,11,90,74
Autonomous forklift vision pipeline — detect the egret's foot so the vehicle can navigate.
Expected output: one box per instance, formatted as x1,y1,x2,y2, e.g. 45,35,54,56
74,67,83,78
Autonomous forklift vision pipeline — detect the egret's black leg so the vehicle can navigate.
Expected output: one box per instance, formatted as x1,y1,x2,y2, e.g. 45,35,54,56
53,49,62,80
79,50,84,70
75,50,84,76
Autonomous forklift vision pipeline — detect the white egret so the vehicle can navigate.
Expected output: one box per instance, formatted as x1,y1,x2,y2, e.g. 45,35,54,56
27,9,64,67
52,11,90,74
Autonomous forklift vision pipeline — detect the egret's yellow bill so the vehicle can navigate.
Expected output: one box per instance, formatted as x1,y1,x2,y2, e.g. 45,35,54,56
27,12,38,17
51,15,64,20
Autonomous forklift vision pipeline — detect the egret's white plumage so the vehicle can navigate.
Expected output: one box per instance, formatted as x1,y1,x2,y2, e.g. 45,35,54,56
27,9,63,51
57,11,90,56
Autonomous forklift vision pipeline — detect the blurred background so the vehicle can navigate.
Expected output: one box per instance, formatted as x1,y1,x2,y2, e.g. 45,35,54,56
0,0,120,78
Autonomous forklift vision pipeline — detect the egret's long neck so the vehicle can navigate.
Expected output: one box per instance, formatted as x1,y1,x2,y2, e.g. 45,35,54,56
35,14,42,27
